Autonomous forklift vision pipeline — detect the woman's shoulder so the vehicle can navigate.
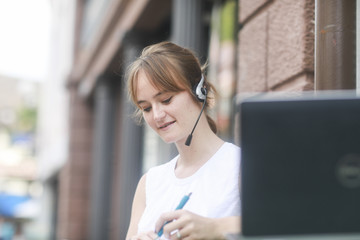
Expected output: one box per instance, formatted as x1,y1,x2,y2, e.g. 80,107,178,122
224,142,240,151
146,155,178,177
221,142,241,158
213,142,241,170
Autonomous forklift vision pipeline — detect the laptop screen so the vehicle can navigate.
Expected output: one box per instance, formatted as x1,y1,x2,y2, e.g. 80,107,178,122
239,91,360,237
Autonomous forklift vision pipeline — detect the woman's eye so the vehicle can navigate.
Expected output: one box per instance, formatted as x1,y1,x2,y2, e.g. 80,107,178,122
142,106,151,112
162,96,172,104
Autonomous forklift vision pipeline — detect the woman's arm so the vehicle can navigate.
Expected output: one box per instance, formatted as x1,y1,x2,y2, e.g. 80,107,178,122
212,216,241,239
154,210,241,240
126,174,147,239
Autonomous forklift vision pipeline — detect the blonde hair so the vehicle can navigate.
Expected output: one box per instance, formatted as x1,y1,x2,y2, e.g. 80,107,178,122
126,41,217,133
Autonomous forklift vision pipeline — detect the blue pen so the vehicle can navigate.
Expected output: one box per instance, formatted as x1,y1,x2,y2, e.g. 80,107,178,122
157,192,192,237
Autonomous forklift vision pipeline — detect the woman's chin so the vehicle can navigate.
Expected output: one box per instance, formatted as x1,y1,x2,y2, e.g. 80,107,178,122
161,137,176,144
161,136,184,145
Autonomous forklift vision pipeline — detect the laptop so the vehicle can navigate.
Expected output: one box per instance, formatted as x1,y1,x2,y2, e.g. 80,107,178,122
239,91,360,238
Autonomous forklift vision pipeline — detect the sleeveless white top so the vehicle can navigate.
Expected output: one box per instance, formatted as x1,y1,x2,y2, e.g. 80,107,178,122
138,142,241,234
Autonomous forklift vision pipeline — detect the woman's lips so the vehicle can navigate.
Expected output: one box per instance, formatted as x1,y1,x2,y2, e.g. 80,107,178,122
159,121,176,129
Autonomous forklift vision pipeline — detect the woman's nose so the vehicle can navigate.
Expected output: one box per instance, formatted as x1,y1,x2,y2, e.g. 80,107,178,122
153,105,165,121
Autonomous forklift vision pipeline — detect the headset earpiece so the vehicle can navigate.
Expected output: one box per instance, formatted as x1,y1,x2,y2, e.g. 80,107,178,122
194,74,207,102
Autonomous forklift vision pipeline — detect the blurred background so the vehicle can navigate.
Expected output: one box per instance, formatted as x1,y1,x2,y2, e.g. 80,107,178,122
0,0,358,239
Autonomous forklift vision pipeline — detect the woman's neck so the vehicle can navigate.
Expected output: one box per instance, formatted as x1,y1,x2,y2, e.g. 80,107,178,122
174,122,224,178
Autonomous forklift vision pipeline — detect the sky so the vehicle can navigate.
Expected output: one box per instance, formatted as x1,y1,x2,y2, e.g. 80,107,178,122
0,0,51,82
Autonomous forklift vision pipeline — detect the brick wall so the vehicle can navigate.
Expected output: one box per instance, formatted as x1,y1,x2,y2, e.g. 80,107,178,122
57,87,93,240
237,0,315,93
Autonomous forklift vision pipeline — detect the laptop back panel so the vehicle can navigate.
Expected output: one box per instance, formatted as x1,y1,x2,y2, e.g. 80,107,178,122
240,95,360,236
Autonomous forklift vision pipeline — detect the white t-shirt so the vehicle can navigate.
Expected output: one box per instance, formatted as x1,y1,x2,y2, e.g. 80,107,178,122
137,142,241,235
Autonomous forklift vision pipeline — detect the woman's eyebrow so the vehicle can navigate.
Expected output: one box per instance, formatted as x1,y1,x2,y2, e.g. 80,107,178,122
137,91,164,105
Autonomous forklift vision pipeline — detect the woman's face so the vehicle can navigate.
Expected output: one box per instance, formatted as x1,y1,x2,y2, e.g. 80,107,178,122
136,70,201,144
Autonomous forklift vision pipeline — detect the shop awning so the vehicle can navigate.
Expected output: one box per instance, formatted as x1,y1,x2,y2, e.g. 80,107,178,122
0,193,38,218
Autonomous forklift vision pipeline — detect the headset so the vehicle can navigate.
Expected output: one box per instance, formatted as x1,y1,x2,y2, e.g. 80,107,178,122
185,74,207,146
194,74,207,102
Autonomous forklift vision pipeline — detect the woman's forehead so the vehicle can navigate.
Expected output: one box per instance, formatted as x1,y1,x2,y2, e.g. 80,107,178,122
136,70,163,91
138,68,187,92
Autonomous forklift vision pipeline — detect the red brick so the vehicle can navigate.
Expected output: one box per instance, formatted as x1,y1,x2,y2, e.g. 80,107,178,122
69,127,93,149
68,220,87,240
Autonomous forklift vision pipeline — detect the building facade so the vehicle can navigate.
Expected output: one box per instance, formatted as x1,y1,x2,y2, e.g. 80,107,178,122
38,0,357,239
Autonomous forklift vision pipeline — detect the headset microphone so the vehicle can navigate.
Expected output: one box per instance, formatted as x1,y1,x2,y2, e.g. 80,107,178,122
185,75,207,146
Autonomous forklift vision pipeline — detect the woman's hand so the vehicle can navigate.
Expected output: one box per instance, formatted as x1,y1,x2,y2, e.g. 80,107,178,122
128,231,158,240
154,210,232,240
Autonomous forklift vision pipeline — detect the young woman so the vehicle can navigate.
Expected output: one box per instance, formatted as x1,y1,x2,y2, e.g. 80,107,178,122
126,41,241,240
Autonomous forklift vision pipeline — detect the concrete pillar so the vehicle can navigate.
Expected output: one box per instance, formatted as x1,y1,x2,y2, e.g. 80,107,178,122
88,77,117,240
117,39,144,239
171,0,204,55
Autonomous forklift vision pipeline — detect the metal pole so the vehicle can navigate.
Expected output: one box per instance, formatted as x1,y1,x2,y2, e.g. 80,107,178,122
357,0,360,92
315,0,356,90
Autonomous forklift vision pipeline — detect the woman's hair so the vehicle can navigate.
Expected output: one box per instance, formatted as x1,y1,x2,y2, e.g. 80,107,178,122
126,41,217,133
